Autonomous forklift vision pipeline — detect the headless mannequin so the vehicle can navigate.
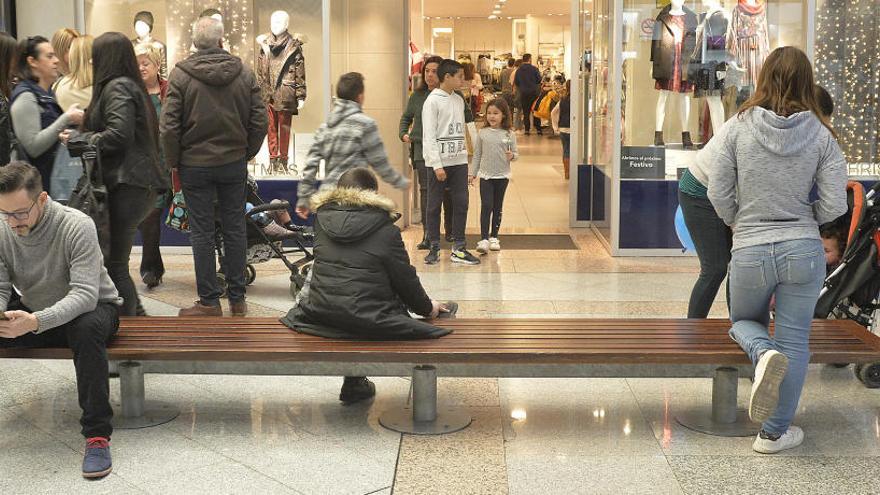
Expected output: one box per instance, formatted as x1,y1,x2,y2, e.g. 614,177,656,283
701,0,726,133
654,0,692,148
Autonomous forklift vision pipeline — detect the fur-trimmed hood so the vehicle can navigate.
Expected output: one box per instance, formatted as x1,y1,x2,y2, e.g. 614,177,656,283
311,187,398,244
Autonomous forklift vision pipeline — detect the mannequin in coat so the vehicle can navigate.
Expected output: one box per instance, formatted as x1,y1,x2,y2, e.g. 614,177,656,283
651,0,697,148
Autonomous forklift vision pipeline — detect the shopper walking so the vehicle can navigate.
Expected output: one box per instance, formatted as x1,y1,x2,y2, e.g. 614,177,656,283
511,59,523,131
500,58,515,113
0,32,16,166
63,32,167,317
551,79,572,180
135,44,169,289
462,62,483,118
296,72,409,218
399,55,474,249
54,35,94,111
10,36,84,193
471,99,517,255
513,53,542,135
161,17,267,317
703,46,847,454
422,59,479,265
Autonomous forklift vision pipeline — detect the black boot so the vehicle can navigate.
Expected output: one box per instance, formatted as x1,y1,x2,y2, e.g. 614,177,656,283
339,376,376,404
654,131,665,147
682,131,694,149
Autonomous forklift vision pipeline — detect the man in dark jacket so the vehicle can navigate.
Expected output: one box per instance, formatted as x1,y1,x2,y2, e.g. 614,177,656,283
282,168,455,403
161,16,267,317
513,53,543,135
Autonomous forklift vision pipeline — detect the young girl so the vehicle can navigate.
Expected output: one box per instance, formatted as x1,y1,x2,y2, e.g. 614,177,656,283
470,99,518,254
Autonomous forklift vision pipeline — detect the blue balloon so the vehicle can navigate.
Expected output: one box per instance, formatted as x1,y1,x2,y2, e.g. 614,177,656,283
674,205,695,252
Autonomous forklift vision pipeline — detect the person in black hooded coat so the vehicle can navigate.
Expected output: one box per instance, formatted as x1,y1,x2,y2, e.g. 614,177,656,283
283,170,453,341
282,168,455,403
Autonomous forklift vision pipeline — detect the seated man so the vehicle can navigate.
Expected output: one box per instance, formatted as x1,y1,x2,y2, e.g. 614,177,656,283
282,168,455,403
0,162,122,479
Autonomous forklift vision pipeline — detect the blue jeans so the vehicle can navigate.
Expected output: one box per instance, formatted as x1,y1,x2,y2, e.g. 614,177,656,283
728,238,825,435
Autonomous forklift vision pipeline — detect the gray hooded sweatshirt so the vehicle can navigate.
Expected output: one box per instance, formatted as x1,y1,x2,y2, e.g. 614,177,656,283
298,98,410,208
702,106,848,251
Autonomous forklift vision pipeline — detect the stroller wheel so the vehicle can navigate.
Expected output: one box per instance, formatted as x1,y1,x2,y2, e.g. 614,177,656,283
857,363,880,388
246,265,257,286
216,272,228,298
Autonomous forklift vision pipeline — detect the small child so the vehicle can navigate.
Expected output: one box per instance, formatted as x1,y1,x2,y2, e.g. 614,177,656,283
470,99,518,254
820,221,848,272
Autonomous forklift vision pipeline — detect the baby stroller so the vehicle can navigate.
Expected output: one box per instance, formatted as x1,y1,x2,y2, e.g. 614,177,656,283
214,176,314,299
814,181,880,387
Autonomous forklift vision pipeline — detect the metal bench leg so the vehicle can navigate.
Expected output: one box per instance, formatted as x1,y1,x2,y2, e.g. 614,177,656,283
112,361,180,429
379,365,472,435
676,366,759,437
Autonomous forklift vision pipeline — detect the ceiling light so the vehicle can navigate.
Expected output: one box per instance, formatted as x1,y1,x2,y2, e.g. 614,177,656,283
493,9,501,14
488,15,498,19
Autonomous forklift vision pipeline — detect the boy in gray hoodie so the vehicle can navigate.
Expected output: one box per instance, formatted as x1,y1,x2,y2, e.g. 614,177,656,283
296,72,410,217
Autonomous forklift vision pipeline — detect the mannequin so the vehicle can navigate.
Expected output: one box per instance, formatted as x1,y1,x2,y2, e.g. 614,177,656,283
131,11,167,78
728,0,770,103
690,0,731,134
650,0,698,148
257,11,307,174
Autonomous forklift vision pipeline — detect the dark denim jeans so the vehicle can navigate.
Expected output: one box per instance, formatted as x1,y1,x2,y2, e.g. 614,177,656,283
414,159,452,237
107,184,154,316
179,161,248,305
679,190,732,318
0,295,119,439
426,164,469,250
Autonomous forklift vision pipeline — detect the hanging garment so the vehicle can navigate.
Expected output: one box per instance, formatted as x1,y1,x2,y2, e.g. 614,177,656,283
690,9,731,97
727,0,770,91
652,10,697,93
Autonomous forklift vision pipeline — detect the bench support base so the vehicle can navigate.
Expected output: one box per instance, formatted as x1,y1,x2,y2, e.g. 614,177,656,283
379,365,472,435
676,366,759,437
112,361,180,429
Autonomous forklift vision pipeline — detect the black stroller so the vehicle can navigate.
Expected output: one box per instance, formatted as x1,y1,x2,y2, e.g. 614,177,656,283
814,181,880,387
214,177,314,299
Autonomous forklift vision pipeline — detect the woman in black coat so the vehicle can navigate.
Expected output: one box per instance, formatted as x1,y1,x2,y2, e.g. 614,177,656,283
282,168,455,403
63,32,168,316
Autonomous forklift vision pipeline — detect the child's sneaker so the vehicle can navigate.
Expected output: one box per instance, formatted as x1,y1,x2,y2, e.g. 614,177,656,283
752,426,804,454
476,239,490,254
451,249,480,265
424,247,440,265
489,237,501,251
750,350,788,423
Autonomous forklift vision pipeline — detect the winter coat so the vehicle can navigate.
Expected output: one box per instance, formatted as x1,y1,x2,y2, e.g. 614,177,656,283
161,47,268,169
281,187,452,340
651,5,698,82
399,87,474,165
298,98,409,208
77,76,167,190
0,94,11,165
257,31,306,114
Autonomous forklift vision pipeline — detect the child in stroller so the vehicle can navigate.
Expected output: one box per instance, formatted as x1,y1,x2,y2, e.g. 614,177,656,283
814,181,880,387
214,176,314,299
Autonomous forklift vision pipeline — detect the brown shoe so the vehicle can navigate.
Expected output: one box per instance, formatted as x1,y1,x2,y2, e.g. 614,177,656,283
178,302,223,317
230,300,248,317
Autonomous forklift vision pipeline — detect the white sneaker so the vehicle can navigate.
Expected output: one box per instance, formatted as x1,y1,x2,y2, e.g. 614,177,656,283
489,237,501,251
750,350,789,423
476,239,490,254
752,425,804,454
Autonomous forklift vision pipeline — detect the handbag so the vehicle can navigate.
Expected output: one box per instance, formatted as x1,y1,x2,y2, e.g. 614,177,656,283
165,168,190,232
49,143,83,202
67,141,111,259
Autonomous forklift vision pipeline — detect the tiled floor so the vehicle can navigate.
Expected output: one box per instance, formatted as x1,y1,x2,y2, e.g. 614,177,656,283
3,138,880,492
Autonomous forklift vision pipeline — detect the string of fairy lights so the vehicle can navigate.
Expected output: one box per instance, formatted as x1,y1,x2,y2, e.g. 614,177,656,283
815,0,880,165
167,0,254,67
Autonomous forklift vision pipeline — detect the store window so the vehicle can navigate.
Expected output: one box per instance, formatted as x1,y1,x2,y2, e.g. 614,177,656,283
815,0,880,177
85,0,327,181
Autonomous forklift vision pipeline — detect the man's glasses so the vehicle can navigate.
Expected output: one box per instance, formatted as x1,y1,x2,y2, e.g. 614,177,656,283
0,200,38,221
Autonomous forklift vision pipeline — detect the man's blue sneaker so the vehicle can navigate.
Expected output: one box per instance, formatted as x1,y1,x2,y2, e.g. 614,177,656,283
82,437,112,479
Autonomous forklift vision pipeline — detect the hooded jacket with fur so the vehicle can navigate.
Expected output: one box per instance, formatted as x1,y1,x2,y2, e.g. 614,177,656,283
282,187,451,340
161,47,267,168
297,98,409,208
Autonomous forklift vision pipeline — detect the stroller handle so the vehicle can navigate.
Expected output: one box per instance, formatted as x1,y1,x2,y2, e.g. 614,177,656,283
867,182,880,200
247,201,291,217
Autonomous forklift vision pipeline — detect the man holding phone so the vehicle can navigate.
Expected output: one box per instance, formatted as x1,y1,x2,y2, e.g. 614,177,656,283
0,162,122,479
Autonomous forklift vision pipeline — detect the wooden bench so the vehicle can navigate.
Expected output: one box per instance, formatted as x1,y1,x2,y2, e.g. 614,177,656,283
2,317,879,436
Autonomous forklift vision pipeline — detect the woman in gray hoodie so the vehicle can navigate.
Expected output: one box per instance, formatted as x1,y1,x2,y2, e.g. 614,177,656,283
701,47,847,454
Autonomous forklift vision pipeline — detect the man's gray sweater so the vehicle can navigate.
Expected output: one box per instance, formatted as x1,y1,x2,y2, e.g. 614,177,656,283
702,106,848,251
0,200,121,332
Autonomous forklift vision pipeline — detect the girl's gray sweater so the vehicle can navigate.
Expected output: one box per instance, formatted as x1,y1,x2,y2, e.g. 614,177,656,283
471,127,518,179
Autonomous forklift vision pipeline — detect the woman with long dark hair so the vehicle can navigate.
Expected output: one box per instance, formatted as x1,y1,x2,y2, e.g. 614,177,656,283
702,46,847,454
9,36,83,190
0,32,17,165
63,32,168,316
